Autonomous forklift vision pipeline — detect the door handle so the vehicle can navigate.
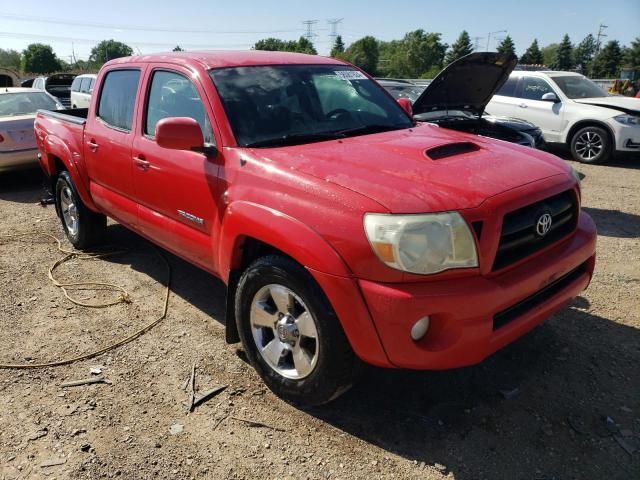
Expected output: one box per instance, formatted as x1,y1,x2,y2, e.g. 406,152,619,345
518,103,528,109
133,155,150,171
87,139,99,151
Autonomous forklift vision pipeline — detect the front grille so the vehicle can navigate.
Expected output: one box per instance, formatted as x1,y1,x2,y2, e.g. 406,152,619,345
493,190,578,271
493,262,587,331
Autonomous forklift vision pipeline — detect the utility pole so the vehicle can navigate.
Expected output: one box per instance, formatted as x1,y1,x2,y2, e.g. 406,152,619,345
302,20,318,42
592,23,608,77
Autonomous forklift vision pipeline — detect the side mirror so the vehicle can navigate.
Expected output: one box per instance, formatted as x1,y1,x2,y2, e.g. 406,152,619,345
541,92,560,103
397,97,413,116
156,117,205,151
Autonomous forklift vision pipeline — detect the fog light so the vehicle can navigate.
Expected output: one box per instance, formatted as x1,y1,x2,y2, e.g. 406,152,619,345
410,316,430,341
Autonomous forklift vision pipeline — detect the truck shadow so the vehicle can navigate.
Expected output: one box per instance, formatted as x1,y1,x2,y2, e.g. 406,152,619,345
583,207,640,238
308,303,640,479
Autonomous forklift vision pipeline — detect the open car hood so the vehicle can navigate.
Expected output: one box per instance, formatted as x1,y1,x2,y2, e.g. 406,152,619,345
412,52,518,117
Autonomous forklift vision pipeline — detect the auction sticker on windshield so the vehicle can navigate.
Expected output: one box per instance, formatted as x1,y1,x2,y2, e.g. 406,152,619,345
335,70,368,81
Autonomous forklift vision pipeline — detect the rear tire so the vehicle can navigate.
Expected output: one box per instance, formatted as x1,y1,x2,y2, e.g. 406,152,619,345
570,126,612,164
55,170,106,249
235,255,359,406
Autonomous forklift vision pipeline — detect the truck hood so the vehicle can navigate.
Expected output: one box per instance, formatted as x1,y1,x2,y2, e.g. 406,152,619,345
412,52,518,118
251,124,569,213
573,96,640,115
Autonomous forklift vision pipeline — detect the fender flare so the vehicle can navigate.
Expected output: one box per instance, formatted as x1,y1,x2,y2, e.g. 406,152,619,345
218,201,352,282
218,201,390,365
42,135,98,211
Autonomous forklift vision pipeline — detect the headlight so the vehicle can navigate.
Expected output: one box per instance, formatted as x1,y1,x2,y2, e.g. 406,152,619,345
614,114,639,126
364,212,478,275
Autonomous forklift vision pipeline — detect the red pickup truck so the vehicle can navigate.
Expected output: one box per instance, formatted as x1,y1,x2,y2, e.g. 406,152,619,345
35,51,596,406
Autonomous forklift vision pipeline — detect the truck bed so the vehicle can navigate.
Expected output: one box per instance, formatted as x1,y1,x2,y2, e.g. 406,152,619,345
37,108,88,125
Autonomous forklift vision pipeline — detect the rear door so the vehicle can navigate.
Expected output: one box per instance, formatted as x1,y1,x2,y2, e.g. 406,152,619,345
131,65,222,272
512,76,564,142
486,75,519,118
83,67,144,226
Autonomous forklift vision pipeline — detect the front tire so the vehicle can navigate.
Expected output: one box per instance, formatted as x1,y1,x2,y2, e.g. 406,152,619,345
55,171,106,249
235,255,359,406
570,126,612,164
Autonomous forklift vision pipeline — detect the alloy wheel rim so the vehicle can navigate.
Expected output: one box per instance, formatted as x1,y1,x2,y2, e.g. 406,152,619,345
575,131,603,161
60,186,79,236
250,284,319,380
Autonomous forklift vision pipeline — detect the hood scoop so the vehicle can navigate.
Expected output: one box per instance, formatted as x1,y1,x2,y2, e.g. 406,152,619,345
426,142,480,160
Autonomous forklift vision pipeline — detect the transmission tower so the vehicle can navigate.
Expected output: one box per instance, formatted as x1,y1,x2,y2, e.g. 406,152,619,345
595,23,608,55
302,20,318,41
327,18,343,41
472,36,484,51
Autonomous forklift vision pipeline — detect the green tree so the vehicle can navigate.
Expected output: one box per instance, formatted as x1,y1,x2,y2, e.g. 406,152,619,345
541,43,559,66
296,37,317,55
444,30,473,65
89,40,133,66
552,34,574,70
173,45,184,52
520,39,544,64
0,48,21,70
496,35,516,57
343,36,379,75
573,34,597,73
404,30,447,77
330,35,345,58
22,43,61,74
623,37,640,68
253,37,316,55
592,40,623,78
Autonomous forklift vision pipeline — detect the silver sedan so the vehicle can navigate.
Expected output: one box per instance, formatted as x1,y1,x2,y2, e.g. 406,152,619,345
0,87,63,171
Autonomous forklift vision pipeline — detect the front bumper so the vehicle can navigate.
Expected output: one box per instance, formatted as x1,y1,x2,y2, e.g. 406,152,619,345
612,123,640,152
0,148,39,171
357,211,596,370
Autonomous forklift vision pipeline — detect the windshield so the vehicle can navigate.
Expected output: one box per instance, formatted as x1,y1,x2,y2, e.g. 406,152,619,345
552,75,607,99
414,109,476,121
0,92,59,116
209,65,413,147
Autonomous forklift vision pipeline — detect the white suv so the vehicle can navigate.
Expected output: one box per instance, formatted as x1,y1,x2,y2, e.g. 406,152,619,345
487,71,640,163
70,74,97,109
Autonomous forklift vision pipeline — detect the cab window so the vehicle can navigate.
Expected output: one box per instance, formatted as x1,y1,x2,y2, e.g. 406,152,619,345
71,77,82,92
519,77,555,101
144,70,214,145
97,69,140,131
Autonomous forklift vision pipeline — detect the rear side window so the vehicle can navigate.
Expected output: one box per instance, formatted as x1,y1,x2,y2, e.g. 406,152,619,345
144,70,214,144
97,70,140,131
496,77,517,97
71,77,82,92
520,77,554,100
80,78,92,93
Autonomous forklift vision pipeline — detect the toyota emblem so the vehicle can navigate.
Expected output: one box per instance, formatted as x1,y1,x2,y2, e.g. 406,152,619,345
535,213,553,237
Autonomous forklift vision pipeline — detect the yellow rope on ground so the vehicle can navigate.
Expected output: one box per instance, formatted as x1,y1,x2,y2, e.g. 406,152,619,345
0,232,171,369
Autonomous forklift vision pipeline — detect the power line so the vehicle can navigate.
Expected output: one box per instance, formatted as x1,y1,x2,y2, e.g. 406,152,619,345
0,13,304,35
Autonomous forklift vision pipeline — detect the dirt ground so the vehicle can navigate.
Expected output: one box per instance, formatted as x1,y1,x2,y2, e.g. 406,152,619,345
0,152,638,480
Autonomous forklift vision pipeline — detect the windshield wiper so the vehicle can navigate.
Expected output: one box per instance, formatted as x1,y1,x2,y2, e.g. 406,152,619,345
246,132,343,148
331,124,407,138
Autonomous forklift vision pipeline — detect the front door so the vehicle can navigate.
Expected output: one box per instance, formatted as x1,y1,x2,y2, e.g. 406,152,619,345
131,66,222,273
83,68,143,226
514,76,565,143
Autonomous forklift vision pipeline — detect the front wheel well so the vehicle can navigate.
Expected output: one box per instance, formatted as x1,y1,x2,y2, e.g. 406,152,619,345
566,121,614,147
224,237,299,344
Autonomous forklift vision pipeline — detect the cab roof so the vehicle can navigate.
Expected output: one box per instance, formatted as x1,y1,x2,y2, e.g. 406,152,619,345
105,50,347,70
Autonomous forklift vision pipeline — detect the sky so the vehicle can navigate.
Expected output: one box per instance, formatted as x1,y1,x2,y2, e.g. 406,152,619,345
1,0,638,61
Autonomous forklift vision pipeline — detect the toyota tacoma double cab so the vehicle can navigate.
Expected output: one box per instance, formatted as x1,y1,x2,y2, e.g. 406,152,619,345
35,51,597,406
